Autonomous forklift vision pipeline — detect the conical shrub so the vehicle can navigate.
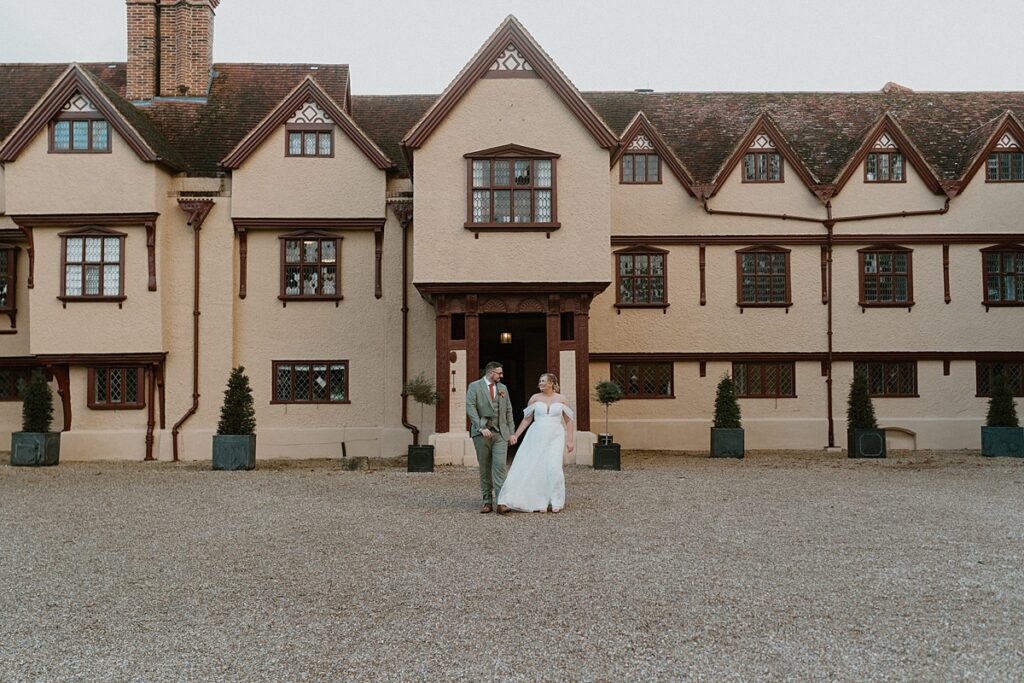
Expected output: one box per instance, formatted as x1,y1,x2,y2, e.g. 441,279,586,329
216,366,256,436
21,373,54,433
986,374,1020,428
713,375,741,429
847,373,877,430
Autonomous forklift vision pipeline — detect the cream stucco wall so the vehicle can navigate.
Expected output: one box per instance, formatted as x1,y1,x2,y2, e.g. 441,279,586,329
950,174,1024,232
610,167,698,232
230,125,386,218
412,78,612,284
710,161,825,221
4,127,162,215
830,161,945,216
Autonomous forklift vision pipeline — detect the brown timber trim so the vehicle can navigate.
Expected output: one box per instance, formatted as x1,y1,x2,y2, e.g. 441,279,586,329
858,245,914,308
436,299,452,433
574,297,592,431
401,18,618,151
610,113,695,195
735,245,792,308
237,228,248,299
546,295,560,380
48,364,72,432
610,232,1024,246
231,217,385,231
699,244,706,305
709,114,819,199
480,69,541,79
465,295,480,430
591,351,1024,363
416,281,609,296
831,114,943,196
87,366,146,410
943,244,952,303
960,114,1024,190
820,246,829,304
374,227,384,299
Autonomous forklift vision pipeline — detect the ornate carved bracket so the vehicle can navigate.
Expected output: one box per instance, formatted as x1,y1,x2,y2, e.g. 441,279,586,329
178,199,214,230
388,199,413,229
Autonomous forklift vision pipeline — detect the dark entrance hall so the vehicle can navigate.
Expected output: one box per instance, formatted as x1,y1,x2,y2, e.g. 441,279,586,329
478,313,547,428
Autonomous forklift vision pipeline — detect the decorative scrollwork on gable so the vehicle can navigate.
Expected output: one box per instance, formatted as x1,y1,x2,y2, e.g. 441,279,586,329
996,132,1020,149
874,132,898,149
288,101,334,124
626,134,656,151
62,93,97,113
750,133,775,150
490,44,534,72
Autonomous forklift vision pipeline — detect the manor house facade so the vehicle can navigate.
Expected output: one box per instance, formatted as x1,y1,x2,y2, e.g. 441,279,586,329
1,1,1021,463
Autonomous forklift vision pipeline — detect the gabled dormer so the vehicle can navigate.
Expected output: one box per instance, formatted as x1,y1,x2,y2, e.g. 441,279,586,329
221,76,392,170
0,64,183,171
832,113,942,196
707,113,817,198
611,112,695,195
959,112,1024,190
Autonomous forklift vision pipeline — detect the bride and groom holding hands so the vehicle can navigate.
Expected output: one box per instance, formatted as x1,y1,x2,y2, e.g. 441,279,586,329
466,361,575,515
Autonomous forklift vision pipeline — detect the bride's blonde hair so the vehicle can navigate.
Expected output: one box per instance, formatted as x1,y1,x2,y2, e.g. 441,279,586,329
541,372,560,392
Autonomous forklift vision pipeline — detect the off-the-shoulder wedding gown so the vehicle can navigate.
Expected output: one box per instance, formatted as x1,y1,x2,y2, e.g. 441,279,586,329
497,402,574,512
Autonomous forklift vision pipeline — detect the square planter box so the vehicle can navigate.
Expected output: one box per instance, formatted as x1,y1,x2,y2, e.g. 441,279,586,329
981,426,1024,457
847,428,886,458
594,443,620,470
711,428,744,458
11,432,60,467
212,434,256,470
408,444,434,472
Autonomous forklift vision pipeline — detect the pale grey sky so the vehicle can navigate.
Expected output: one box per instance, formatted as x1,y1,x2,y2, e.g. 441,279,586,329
2,0,1021,94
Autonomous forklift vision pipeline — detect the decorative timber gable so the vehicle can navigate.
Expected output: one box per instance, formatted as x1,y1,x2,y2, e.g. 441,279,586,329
708,112,819,199
401,15,618,152
611,112,695,196
221,76,393,170
832,113,942,196
959,111,1024,191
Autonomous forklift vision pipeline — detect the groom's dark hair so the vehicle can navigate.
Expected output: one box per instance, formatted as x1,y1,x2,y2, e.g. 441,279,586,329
484,361,503,373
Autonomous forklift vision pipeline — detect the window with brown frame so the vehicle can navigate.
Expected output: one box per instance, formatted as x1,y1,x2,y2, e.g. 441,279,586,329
0,367,32,402
88,367,144,409
854,361,917,397
286,126,333,157
0,246,15,313
866,151,904,182
610,362,673,398
616,247,667,307
273,361,349,403
743,152,782,182
467,150,556,226
732,362,795,398
737,247,790,306
982,247,1024,305
51,116,110,153
986,151,1024,181
621,153,660,183
859,247,913,306
280,233,340,299
976,361,1024,397
60,229,125,300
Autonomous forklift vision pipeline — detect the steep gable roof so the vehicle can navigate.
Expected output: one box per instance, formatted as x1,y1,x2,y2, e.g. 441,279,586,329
221,75,391,170
611,111,695,195
402,15,617,151
350,95,437,178
831,112,942,196
958,110,1024,191
0,63,184,171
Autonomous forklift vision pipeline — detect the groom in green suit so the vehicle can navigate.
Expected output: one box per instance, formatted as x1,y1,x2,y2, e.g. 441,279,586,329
466,361,515,513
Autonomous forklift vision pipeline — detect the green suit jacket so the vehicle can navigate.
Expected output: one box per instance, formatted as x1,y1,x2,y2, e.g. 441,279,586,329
466,377,515,439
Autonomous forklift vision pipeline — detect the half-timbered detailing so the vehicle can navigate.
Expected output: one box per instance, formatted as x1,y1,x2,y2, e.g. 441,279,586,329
611,361,673,398
483,43,538,78
614,245,668,310
960,112,1024,189
708,114,819,197
465,144,558,231
272,360,350,404
986,131,1024,181
50,92,110,153
854,361,917,397
58,227,126,303
736,246,791,308
976,361,1024,397
88,366,145,409
0,245,18,330
611,112,695,194
620,134,660,183
981,244,1024,306
733,361,796,398
865,133,904,182
858,245,913,308
279,231,342,302
286,100,334,157
743,133,782,183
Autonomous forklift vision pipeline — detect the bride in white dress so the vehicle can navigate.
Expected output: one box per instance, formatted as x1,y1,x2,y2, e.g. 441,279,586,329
497,373,575,513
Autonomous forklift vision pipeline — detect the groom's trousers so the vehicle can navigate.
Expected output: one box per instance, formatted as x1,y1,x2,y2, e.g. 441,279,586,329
472,433,508,504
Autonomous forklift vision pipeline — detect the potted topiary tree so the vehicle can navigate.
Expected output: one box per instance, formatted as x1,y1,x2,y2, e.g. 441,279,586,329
711,374,744,458
981,374,1023,457
593,379,624,470
212,366,256,470
847,373,886,458
11,372,60,467
403,372,439,472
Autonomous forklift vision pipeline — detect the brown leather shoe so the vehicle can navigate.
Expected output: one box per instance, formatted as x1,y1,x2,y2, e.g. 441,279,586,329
496,504,510,515
480,503,493,514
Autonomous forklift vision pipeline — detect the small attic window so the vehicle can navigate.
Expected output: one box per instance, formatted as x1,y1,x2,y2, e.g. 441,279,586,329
743,133,782,183
50,93,110,154
987,132,1024,182
866,133,904,182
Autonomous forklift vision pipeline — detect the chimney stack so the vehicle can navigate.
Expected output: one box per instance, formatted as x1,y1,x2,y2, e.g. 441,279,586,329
126,0,220,101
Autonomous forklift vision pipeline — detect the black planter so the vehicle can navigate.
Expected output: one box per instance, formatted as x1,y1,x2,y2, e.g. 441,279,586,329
981,426,1024,457
212,434,256,470
11,432,60,466
598,433,614,446
710,427,744,458
847,428,886,458
407,444,435,472
594,443,620,470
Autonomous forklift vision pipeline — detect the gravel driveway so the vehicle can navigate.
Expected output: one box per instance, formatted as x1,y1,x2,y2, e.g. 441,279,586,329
1,451,1022,681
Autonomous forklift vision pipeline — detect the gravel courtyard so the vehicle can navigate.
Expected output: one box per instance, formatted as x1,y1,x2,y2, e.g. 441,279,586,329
1,450,1022,681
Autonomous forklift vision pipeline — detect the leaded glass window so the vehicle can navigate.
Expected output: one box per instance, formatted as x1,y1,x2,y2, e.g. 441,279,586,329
468,155,556,225
610,362,673,398
738,249,790,305
976,361,1024,397
0,368,32,402
866,151,904,182
617,249,667,305
273,361,349,403
89,367,144,408
286,128,332,157
61,231,124,298
744,152,782,182
860,249,912,305
733,362,796,398
986,151,1024,182
51,118,110,152
983,249,1024,304
621,153,660,183
281,235,340,298
0,247,13,311
855,361,917,397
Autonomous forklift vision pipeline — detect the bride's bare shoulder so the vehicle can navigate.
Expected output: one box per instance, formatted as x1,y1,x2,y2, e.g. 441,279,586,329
527,393,542,404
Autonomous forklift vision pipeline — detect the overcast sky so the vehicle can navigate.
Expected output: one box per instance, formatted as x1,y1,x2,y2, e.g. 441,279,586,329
2,0,1021,94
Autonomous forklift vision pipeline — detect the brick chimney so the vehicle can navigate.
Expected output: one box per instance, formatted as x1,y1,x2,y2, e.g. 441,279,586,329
126,0,220,101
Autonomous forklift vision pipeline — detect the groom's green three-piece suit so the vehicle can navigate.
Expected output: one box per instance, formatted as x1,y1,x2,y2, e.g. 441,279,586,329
466,376,515,505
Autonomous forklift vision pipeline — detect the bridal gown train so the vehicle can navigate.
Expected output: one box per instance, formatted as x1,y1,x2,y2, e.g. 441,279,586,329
497,402,574,512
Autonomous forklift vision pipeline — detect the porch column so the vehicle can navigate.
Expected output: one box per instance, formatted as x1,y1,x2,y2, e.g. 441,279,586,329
574,296,591,431
546,294,560,378
434,296,450,434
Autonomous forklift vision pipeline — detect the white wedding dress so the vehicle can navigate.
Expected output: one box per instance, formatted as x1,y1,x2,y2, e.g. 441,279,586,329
497,401,574,512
